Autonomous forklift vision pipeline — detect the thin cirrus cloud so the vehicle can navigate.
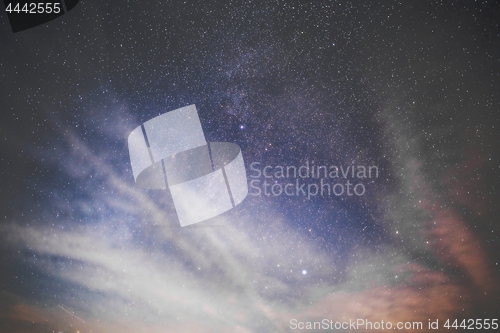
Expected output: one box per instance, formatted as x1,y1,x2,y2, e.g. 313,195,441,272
0,110,340,332
0,104,497,333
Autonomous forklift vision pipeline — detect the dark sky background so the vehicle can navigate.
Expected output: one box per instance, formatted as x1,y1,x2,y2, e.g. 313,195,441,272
0,1,499,332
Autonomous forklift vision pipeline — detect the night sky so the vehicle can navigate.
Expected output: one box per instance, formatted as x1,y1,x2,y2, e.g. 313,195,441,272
1,1,499,332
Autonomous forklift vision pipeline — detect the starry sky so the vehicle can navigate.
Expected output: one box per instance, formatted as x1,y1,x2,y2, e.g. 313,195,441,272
0,1,499,332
